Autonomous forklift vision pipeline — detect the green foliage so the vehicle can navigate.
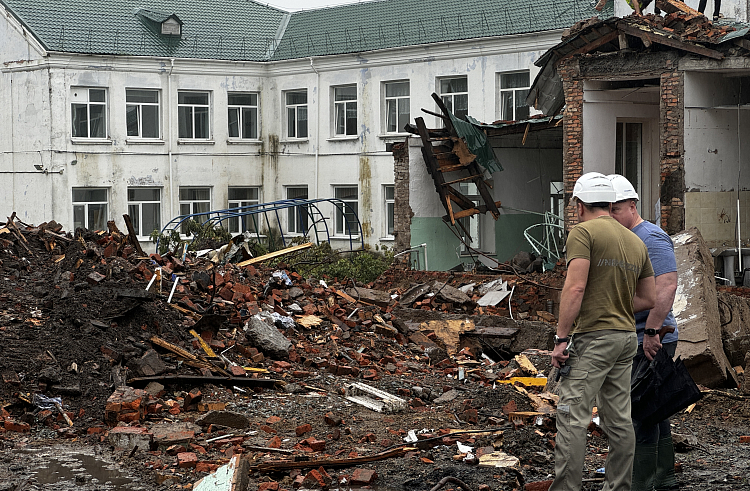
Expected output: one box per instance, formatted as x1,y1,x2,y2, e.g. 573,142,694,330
149,219,232,255
289,243,394,284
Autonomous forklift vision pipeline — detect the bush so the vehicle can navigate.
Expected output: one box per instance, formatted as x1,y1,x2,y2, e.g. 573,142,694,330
289,244,394,284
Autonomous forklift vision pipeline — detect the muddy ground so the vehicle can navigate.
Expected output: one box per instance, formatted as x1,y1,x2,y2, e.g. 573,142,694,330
1,222,750,491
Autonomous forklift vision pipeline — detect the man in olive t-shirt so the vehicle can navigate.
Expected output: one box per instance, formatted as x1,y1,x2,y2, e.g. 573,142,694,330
549,173,655,491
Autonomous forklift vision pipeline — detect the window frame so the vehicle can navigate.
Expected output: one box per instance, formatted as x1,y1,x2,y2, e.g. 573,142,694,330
227,187,261,234
384,81,410,134
127,187,162,238
438,76,468,122
285,90,309,140
333,185,359,236
384,184,395,238
333,85,358,137
71,87,108,139
126,89,161,139
177,91,211,140
497,71,531,122
286,186,309,235
457,182,480,254
72,187,109,231
178,187,212,234
227,92,259,140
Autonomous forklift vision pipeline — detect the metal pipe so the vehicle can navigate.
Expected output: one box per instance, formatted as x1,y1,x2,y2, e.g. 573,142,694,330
394,243,428,270
168,58,175,220
310,57,320,200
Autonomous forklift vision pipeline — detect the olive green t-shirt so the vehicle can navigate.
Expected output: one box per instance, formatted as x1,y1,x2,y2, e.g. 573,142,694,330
566,216,654,334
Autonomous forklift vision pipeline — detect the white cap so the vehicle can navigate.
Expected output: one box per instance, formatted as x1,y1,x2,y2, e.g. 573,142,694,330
607,174,639,202
572,172,617,204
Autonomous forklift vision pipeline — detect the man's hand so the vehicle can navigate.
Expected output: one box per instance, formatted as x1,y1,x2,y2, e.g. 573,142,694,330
551,342,569,368
642,334,661,361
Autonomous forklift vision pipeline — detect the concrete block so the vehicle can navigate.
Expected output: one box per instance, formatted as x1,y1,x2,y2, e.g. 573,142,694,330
152,421,201,447
672,228,738,387
108,426,153,450
178,452,198,468
195,410,250,429
716,291,750,367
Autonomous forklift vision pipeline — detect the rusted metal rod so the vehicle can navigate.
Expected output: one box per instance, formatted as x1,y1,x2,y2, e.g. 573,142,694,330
429,476,474,491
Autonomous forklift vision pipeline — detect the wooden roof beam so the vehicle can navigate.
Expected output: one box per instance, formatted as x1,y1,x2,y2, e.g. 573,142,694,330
617,23,723,59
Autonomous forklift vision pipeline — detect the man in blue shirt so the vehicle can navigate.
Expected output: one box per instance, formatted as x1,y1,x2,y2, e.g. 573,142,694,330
609,174,679,491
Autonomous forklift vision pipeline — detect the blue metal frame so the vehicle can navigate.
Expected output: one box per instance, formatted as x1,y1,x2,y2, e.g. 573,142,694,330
155,198,365,253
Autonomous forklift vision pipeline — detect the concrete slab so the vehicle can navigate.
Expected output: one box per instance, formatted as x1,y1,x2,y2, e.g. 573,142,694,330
717,291,750,368
192,455,249,491
672,228,738,387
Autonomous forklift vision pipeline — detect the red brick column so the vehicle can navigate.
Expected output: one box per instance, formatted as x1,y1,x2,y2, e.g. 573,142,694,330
560,58,584,230
659,69,685,234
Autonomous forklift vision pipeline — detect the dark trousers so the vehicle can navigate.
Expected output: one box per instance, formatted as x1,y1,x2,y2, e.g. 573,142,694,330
633,341,678,445
698,0,721,18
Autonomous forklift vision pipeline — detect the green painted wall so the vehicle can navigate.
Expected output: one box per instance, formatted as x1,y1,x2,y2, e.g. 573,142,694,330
410,213,543,271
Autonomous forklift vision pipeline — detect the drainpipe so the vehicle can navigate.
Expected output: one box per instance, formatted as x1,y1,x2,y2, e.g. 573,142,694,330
310,57,320,199
168,58,175,218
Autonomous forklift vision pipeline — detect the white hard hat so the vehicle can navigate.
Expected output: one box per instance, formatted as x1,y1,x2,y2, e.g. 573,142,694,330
572,172,617,204
607,174,639,202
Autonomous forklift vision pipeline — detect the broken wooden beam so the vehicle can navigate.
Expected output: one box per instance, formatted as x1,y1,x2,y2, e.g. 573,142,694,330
122,214,146,256
617,22,723,60
250,446,413,472
126,374,279,389
237,242,312,267
655,0,703,16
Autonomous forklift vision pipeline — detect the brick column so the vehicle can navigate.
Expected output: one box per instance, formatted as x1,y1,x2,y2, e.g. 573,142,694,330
392,140,414,262
560,58,584,230
659,69,685,234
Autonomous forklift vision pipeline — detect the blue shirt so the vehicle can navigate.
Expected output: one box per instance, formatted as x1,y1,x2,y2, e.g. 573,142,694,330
632,220,679,344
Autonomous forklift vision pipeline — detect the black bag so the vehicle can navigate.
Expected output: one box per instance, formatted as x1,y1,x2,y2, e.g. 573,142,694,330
631,347,703,427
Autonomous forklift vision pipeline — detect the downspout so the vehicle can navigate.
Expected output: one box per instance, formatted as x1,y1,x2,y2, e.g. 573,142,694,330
168,58,175,218
310,57,320,199
10,71,15,211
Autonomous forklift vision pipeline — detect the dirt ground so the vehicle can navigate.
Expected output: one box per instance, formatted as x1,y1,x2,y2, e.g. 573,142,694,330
1,221,750,491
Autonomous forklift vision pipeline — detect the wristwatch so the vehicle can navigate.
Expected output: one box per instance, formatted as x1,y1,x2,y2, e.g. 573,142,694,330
644,328,658,337
554,335,569,345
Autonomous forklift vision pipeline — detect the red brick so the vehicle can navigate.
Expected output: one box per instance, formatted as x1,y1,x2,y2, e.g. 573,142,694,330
525,481,553,491
295,424,312,436
351,468,377,485
267,436,281,449
166,445,187,456
177,452,198,468
183,388,202,410
266,415,282,424
229,365,247,377
258,482,279,491
306,438,326,452
324,412,342,426
196,462,220,473
740,436,750,444
4,420,30,433
260,425,277,434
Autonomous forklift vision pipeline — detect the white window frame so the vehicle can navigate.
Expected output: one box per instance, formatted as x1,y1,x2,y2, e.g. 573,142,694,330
127,188,162,238
333,85,358,137
126,89,160,139
384,81,410,134
457,182,480,254
71,88,108,139
286,186,309,235
285,90,308,139
177,91,211,140
438,77,468,122
72,188,108,230
179,187,212,234
497,71,531,122
333,185,359,236
227,92,259,140
384,185,395,238
227,187,261,234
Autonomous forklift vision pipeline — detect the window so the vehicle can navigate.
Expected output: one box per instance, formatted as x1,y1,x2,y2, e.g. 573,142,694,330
457,182,480,253
128,188,161,237
178,91,210,139
287,186,309,234
71,88,107,138
126,89,160,139
498,71,531,121
228,93,258,140
227,187,260,234
334,186,358,235
179,187,211,233
439,77,468,120
616,121,643,211
334,85,357,136
72,188,108,230
286,91,308,139
385,82,410,133
384,185,395,237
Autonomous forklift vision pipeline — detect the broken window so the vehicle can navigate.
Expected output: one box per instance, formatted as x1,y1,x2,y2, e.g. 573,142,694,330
228,93,259,140
71,88,107,139
384,185,395,237
384,81,410,133
439,77,468,121
179,187,211,234
334,186,358,236
498,71,530,121
73,188,108,231
227,187,260,234
178,91,210,139
126,89,160,139
127,188,161,237
334,85,357,136
285,91,308,139
286,186,309,234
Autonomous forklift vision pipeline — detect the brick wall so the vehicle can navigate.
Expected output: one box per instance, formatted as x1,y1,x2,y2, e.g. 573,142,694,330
560,58,584,230
659,69,685,234
392,140,414,260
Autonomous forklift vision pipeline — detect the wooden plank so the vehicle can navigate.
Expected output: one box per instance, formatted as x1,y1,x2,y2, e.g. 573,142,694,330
468,161,500,219
446,196,456,225
122,214,146,256
437,163,470,173
444,186,479,210
559,29,619,61
497,377,548,387
237,242,313,267
189,329,218,358
250,447,413,472
462,326,519,338
617,23,723,59
335,289,357,304
442,200,502,222
655,0,703,16
442,175,482,186
415,117,453,220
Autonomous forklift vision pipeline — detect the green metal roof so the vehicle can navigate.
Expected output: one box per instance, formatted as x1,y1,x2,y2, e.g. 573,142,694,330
1,0,612,61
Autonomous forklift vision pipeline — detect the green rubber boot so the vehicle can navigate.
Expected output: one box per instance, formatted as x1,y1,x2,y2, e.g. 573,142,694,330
655,435,679,490
632,443,658,491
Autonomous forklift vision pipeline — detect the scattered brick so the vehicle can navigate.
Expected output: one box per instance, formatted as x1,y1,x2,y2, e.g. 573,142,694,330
350,468,378,485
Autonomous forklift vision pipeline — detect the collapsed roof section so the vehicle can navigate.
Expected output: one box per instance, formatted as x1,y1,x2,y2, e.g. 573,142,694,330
526,0,750,115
